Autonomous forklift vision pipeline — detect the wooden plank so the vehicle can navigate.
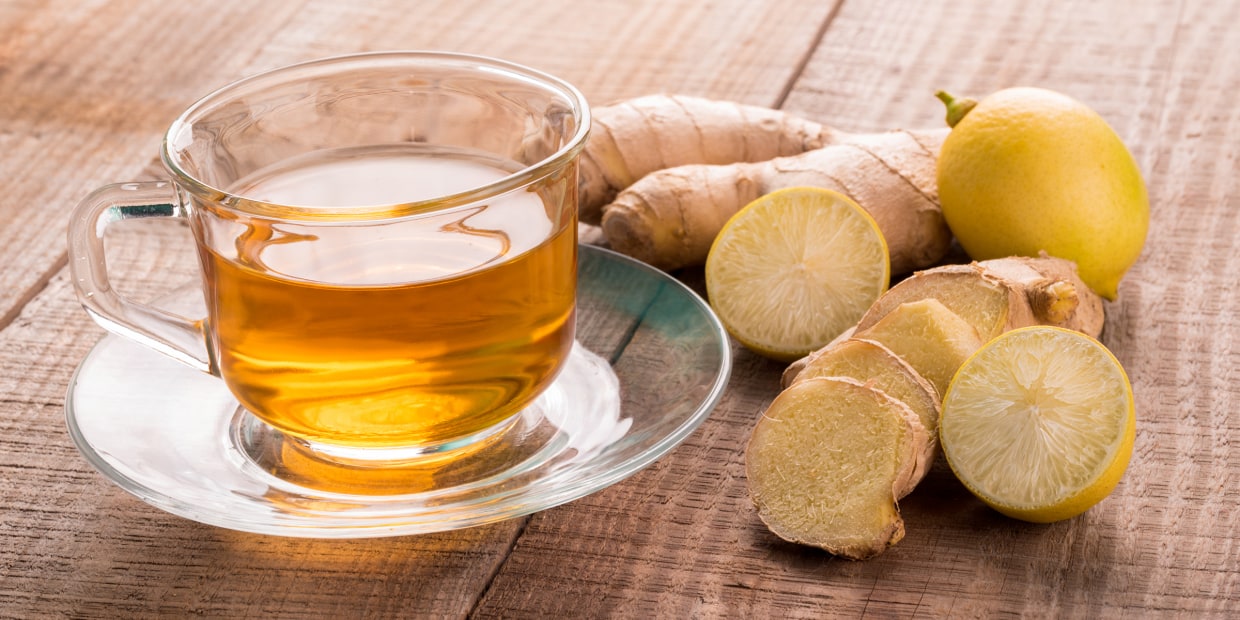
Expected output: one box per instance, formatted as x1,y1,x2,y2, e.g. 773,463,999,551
0,0,840,617
0,0,307,327
473,0,1240,617
232,0,835,107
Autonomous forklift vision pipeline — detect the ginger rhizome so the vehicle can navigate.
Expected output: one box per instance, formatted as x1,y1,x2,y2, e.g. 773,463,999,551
749,256,1105,558
580,95,950,274
784,255,1105,394
851,254,1105,343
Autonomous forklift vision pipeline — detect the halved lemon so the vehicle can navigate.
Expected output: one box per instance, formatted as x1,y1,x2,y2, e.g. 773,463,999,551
704,187,890,361
940,326,1136,523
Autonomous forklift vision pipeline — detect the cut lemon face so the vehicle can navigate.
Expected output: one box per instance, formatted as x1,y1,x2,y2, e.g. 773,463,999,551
940,326,1136,523
705,187,890,361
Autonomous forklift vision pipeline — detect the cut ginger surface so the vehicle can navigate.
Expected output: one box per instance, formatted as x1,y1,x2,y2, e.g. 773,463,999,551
854,298,984,398
782,338,940,491
746,377,930,560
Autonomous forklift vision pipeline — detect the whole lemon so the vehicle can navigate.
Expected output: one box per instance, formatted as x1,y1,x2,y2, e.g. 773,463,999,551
935,87,1148,300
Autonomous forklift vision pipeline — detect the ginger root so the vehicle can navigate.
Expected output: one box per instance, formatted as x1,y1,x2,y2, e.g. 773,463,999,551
785,255,1105,387
746,376,932,560
854,254,1105,341
580,95,833,220
580,95,950,274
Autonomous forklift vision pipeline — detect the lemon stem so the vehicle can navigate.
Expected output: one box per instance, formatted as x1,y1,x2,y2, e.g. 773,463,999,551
935,91,978,128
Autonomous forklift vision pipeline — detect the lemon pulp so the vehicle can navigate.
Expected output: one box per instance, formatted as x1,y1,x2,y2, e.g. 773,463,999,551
940,326,1135,523
704,187,890,361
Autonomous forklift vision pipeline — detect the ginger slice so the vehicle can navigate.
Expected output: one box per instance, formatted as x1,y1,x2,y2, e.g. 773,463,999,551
854,298,984,398
782,338,939,427
781,338,939,495
746,376,930,560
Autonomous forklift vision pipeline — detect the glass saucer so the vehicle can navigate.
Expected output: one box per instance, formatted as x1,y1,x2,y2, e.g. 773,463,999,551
64,245,732,538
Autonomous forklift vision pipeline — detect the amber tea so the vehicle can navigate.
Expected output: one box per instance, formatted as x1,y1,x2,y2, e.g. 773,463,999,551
196,145,577,448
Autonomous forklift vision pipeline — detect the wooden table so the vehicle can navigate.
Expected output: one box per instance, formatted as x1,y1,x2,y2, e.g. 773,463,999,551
2,0,1237,616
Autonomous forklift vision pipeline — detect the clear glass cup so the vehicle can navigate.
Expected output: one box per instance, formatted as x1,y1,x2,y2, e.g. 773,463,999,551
68,52,591,464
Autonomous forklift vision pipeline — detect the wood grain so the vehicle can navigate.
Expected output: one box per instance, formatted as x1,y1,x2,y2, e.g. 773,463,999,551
4,0,1240,617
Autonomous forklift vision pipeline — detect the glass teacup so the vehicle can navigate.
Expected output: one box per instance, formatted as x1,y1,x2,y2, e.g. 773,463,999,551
68,52,590,465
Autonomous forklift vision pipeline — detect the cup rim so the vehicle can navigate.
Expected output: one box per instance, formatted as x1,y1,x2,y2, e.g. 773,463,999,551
160,50,591,221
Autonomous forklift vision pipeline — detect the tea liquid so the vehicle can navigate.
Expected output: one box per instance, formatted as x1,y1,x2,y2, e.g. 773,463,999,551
197,145,577,448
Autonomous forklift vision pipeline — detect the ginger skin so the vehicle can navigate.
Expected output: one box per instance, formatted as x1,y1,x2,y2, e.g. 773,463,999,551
580,95,951,274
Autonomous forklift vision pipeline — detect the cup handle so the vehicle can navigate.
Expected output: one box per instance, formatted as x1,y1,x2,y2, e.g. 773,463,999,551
67,181,213,374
